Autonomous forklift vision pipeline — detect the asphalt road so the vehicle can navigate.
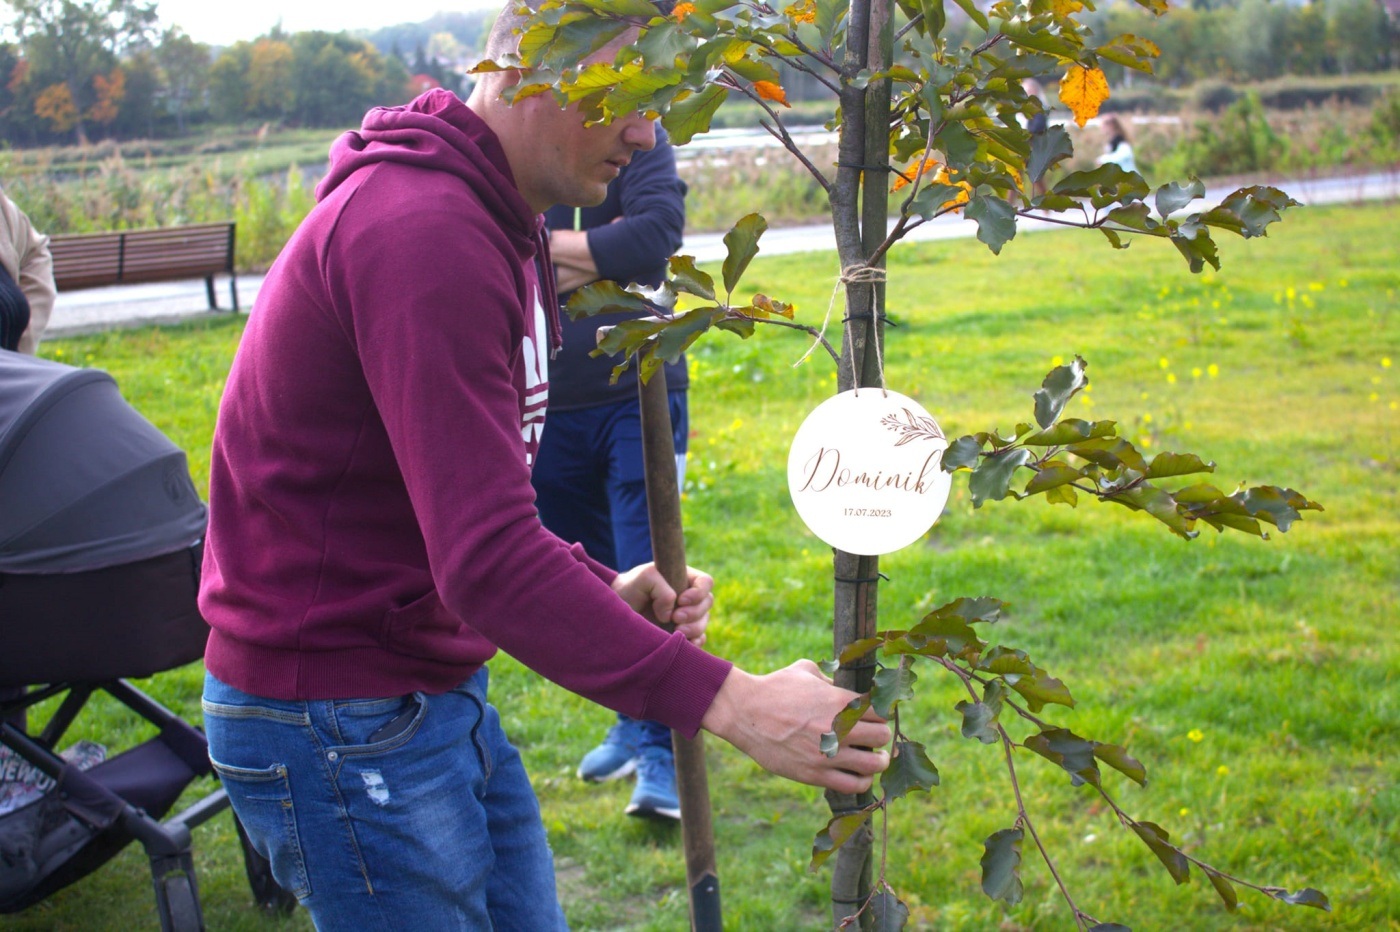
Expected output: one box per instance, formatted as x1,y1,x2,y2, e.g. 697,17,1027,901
44,168,1398,340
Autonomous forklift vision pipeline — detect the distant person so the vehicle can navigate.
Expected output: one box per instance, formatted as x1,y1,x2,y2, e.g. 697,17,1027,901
0,185,55,354
1095,114,1136,174
537,131,688,822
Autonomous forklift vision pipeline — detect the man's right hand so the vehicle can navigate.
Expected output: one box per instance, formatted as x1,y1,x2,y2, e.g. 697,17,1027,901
700,660,891,794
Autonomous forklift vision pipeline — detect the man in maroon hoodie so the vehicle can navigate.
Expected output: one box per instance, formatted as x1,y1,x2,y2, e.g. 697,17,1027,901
199,5,889,927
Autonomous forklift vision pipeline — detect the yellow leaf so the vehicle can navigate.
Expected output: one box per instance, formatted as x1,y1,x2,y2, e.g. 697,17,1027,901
1058,65,1110,127
673,2,695,20
784,0,817,23
892,149,936,191
1053,0,1084,14
753,80,790,107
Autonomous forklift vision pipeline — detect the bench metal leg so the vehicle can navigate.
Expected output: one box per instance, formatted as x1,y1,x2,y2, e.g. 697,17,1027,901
205,275,218,311
230,275,240,312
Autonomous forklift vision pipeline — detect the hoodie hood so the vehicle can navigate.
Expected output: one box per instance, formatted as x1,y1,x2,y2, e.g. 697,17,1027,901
316,88,561,354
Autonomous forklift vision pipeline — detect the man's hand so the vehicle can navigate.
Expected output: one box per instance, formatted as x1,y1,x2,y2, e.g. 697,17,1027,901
611,563,712,647
701,661,891,794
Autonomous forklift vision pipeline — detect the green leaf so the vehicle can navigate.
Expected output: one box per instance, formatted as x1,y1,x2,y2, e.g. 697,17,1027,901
818,658,839,676
828,693,872,750
1024,727,1100,787
1171,228,1221,273
1110,484,1197,539
1130,821,1191,885
1093,742,1147,787
1023,418,1117,446
957,680,1006,744
565,280,657,319
1008,668,1075,713
899,613,983,659
956,700,1000,744
1095,32,1162,73
940,596,1006,624
1053,163,1150,208
1107,201,1160,234
668,255,716,300
1030,459,1080,492
1155,178,1205,218
1028,125,1073,185
1146,452,1215,479
635,20,695,70
653,307,720,363
1204,869,1238,912
1046,483,1079,506
965,194,1018,255
970,447,1033,507
721,213,767,295
1271,887,1331,911
1068,437,1148,473
714,316,755,338
977,646,1035,677
908,183,969,222
980,827,1024,905
1034,356,1089,429
949,0,989,30
1211,185,1301,238
871,664,917,718
663,84,728,145
838,636,888,666
871,888,911,931
935,122,979,170
810,808,872,870
881,739,940,802
942,436,983,471
1237,485,1322,532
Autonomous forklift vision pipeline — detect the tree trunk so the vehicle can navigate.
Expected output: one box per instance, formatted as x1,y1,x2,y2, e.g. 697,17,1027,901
826,0,894,927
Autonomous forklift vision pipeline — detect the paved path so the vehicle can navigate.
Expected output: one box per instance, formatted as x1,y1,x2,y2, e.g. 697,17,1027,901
44,169,1398,339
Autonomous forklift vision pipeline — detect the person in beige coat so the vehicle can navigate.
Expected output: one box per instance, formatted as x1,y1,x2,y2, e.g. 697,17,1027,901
0,186,55,355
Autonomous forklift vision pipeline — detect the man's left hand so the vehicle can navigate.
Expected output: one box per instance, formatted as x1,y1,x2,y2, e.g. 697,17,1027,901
612,563,712,647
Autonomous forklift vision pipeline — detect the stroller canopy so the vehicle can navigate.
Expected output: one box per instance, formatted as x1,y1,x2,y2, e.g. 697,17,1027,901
0,351,206,574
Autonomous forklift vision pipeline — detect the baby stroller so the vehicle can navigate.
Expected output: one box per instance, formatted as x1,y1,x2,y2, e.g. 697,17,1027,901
0,350,295,928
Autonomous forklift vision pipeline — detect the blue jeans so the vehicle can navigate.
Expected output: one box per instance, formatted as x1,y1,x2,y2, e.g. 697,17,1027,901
532,390,687,572
202,668,568,931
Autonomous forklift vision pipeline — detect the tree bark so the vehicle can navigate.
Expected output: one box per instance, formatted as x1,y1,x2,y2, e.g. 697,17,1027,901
826,0,893,927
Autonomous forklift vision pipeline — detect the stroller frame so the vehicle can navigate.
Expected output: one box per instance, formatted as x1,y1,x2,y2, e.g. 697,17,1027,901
1,677,295,929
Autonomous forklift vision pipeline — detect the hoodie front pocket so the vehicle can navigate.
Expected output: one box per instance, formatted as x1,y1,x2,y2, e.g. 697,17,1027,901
380,589,466,660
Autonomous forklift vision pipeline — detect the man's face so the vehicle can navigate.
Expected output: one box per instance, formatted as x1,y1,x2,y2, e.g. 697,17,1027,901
516,96,657,212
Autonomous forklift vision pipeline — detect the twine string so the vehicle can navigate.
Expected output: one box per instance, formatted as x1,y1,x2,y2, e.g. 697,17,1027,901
794,264,889,399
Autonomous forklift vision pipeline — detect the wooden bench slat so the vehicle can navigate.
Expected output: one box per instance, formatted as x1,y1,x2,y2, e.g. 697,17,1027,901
49,223,238,310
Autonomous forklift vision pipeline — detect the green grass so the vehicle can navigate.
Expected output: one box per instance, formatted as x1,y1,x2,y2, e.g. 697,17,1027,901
14,201,1399,930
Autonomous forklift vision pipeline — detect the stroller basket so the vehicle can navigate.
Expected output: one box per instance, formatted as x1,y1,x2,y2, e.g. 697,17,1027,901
0,350,294,928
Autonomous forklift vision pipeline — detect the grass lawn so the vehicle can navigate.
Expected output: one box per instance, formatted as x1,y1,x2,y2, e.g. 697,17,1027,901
11,201,1397,930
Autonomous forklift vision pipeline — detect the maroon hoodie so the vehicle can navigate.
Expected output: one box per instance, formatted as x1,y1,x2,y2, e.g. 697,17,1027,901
200,90,731,735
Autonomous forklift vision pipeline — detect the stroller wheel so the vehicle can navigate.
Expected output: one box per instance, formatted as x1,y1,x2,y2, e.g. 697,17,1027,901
234,813,299,915
157,872,203,932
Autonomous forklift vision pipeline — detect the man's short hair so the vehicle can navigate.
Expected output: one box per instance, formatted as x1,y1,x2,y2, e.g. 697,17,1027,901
485,2,535,60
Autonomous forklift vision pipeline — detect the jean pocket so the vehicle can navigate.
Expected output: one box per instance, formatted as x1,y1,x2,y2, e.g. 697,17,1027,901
207,758,312,901
328,693,427,755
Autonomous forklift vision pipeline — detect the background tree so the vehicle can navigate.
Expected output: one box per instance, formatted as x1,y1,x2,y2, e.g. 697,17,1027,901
154,26,209,134
4,0,157,143
246,37,294,121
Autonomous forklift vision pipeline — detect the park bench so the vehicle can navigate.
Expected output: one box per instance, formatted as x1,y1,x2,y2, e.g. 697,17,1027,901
49,221,239,311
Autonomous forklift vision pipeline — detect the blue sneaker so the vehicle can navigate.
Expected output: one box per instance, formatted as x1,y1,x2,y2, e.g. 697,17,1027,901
577,716,646,782
625,744,680,822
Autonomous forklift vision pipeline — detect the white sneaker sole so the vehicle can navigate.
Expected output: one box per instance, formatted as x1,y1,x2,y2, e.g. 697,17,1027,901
577,757,637,783
625,801,681,822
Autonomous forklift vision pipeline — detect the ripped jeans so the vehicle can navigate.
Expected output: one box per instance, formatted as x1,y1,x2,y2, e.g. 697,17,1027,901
202,668,568,931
